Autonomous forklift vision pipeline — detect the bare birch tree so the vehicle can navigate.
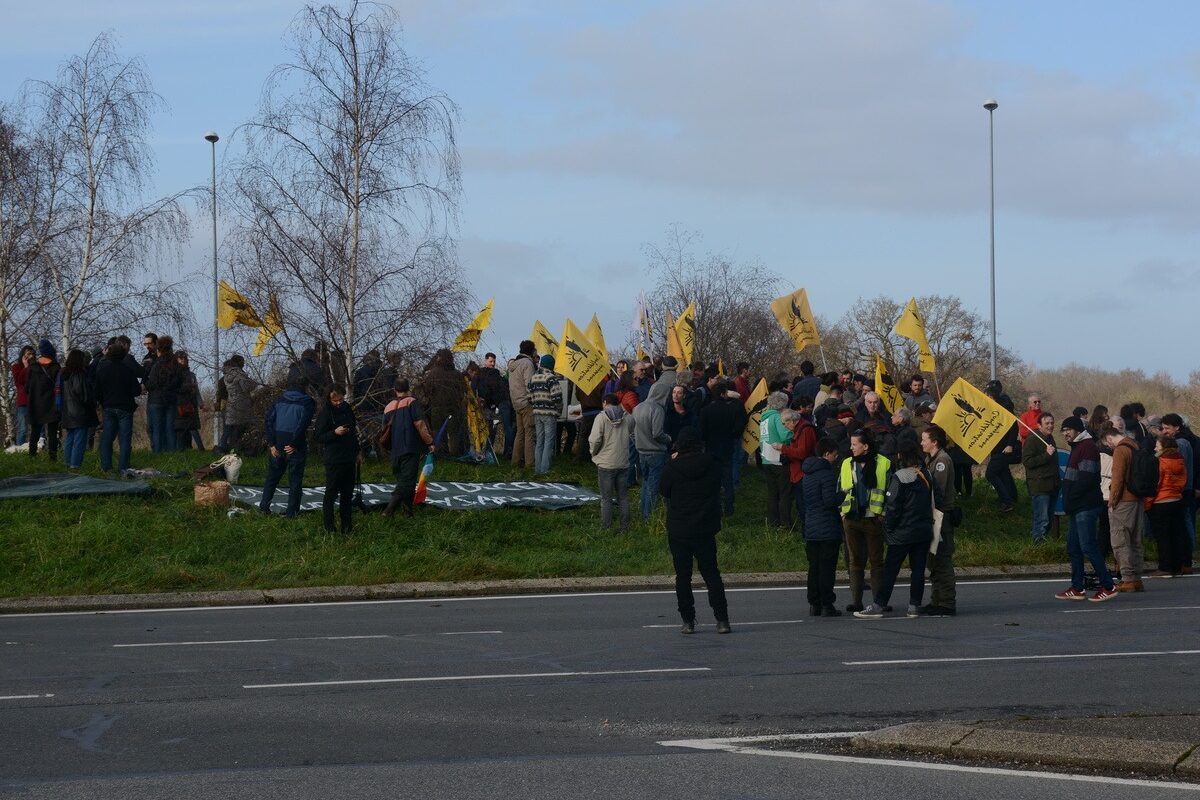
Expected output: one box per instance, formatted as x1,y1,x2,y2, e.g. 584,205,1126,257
19,33,192,357
227,1,466,399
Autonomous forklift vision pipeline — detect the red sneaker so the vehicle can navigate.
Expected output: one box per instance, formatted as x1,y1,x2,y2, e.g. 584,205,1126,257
1054,587,1087,601
1089,587,1119,603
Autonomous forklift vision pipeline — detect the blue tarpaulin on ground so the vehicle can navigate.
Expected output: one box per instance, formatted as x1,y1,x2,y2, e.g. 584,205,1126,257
0,473,152,499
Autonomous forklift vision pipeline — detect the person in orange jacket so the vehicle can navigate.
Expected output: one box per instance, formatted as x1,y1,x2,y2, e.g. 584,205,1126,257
1147,435,1189,576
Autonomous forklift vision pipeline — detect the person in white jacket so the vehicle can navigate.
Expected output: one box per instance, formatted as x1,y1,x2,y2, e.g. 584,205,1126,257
589,393,633,531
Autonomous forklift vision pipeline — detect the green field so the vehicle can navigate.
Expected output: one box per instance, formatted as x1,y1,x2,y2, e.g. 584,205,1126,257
0,445,1085,599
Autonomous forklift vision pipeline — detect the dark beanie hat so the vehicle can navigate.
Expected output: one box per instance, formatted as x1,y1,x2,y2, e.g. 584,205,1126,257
37,339,55,358
539,354,556,370
660,356,678,369
673,426,703,453
1061,416,1085,432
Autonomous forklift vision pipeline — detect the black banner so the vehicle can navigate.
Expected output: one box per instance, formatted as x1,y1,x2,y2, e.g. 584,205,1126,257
228,481,599,514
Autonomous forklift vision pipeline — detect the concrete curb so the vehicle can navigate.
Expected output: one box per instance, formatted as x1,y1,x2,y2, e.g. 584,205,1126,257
0,563,1072,614
852,721,1200,778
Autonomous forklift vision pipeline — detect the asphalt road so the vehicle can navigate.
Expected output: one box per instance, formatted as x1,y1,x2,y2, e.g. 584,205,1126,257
2,576,1198,798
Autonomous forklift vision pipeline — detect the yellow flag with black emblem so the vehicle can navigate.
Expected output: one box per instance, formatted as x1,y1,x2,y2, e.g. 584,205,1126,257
770,288,820,352
584,313,609,365
741,378,769,455
665,311,685,363
252,294,283,357
674,303,697,365
874,353,904,414
554,319,608,394
218,281,263,329
933,377,1019,464
894,297,935,373
452,299,494,353
531,320,558,357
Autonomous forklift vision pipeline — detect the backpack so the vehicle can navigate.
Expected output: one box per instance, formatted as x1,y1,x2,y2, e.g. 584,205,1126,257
1126,442,1159,498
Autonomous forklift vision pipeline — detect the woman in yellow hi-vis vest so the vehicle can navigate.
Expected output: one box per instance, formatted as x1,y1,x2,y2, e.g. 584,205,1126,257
839,430,892,612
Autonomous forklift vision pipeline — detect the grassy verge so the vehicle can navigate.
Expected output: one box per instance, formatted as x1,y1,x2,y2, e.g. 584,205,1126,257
0,446,1103,599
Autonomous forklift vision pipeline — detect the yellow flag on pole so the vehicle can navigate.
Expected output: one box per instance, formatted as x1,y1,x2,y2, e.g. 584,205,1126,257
674,303,697,366
933,377,1020,464
554,319,609,394
584,313,609,365
531,320,558,357
463,376,490,455
252,294,282,357
741,378,769,455
874,354,904,414
452,299,494,353
665,311,685,363
717,359,725,377
770,288,820,352
894,297,935,373
218,281,263,329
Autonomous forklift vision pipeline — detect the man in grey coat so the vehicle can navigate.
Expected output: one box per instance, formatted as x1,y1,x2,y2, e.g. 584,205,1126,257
920,423,958,616
633,389,672,519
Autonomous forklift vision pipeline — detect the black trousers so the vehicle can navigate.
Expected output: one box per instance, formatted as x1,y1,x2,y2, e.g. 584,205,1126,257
324,462,356,532
390,453,422,510
1149,501,1190,573
668,537,728,623
875,541,930,608
29,422,59,459
805,539,840,608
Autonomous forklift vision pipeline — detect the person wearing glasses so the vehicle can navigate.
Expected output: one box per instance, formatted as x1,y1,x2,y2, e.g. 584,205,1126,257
1019,395,1043,443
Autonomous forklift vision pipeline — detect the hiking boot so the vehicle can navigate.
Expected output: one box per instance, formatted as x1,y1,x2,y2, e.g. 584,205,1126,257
809,604,821,617
853,604,885,619
906,604,919,618
1054,587,1087,600
680,619,695,635
1115,580,1143,593
716,620,732,634
821,606,842,617
1089,587,1119,603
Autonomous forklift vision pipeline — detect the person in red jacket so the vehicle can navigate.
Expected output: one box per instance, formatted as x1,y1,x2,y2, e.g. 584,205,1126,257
1018,395,1043,443
1148,435,1189,576
9,345,34,446
775,409,818,531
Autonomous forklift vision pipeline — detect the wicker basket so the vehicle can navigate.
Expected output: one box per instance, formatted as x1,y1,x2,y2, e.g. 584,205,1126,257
194,480,231,507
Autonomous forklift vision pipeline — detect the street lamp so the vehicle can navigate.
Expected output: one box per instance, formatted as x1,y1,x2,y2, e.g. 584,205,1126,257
204,131,220,447
983,99,998,382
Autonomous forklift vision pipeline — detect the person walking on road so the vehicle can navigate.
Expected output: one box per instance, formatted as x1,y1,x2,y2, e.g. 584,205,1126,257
1055,416,1118,602
802,438,846,617
855,441,935,619
1102,424,1146,592
314,383,361,534
659,427,730,635
920,423,958,616
839,429,890,612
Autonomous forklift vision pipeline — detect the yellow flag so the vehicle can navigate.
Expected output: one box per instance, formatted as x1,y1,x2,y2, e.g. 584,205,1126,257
218,280,263,329
741,378,769,455
674,303,697,366
463,376,490,455
874,354,903,414
717,358,725,377
636,345,648,362
554,319,609,394
452,299,494,353
252,294,282,357
933,377,1019,464
584,313,609,365
531,320,558,356
895,297,935,373
665,311,685,363
770,288,820,352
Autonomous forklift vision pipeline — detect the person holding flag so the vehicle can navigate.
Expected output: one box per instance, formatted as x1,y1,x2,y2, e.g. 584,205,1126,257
382,378,434,518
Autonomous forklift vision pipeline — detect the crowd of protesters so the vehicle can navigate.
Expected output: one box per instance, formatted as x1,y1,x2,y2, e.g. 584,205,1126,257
8,337,1194,626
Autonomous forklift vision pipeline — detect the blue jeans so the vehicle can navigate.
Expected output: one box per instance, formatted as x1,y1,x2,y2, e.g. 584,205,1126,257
1067,507,1112,590
261,448,308,517
534,414,557,474
731,448,747,487
496,401,515,457
14,406,28,445
639,451,669,519
100,408,134,471
63,427,87,468
1030,493,1053,542
148,405,177,453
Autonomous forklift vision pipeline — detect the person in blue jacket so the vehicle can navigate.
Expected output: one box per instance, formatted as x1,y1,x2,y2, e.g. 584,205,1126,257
259,379,317,518
802,438,847,616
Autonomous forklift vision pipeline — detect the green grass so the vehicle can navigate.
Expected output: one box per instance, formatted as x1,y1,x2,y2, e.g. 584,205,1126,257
0,446,1092,599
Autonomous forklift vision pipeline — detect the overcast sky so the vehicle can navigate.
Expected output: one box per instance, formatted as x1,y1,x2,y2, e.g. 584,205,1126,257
3,0,1198,377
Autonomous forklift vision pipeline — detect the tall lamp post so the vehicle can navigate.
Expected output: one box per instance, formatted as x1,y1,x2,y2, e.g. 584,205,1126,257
983,99,998,382
204,131,220,447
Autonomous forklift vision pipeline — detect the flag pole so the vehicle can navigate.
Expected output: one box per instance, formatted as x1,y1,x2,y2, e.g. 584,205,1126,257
1015,416,1052,450
818,345,829,373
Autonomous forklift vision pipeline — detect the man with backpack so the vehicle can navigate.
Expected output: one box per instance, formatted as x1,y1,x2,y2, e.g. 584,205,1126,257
259,380,316,518
1103,424,1148,592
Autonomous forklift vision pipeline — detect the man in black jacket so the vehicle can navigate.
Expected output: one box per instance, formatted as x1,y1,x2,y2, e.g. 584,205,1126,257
314,383,361,534
95,342,141,472
699,381,748,517
477,352,514,458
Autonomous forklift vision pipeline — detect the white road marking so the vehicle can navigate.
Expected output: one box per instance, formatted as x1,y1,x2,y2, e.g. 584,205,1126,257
113,632,500,648
845,649,1200,666
0,693,54,700
1061,605,1200,614
659,736,1200,792
642,619,805,629
244,666,711,690
0,577,1073,617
